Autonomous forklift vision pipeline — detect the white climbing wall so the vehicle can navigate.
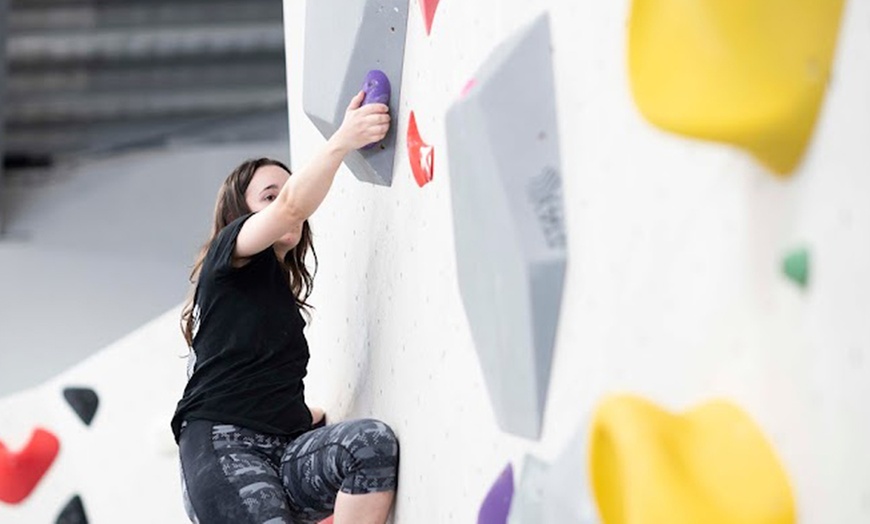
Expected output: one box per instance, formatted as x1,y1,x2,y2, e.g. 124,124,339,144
0,0,868,522
285,0,870,522
0,308,190,523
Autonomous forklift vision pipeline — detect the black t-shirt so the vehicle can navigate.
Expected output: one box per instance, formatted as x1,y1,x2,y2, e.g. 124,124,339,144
171,214,312,443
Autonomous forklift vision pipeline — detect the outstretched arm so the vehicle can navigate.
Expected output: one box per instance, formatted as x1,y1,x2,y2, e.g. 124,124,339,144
235,91,390,258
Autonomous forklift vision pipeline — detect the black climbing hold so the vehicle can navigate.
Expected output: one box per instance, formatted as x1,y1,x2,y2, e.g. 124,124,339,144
56,494,88,524
62,387,99,426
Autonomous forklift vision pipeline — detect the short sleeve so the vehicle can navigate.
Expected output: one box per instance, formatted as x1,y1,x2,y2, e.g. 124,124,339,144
205,213,269,278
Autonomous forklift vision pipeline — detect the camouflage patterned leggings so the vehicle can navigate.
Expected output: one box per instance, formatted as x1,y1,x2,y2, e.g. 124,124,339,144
178,418,399,524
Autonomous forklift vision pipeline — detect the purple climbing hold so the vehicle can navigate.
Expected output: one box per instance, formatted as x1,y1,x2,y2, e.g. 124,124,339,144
361,69,391,105
361,70,391,149
478,463,514,524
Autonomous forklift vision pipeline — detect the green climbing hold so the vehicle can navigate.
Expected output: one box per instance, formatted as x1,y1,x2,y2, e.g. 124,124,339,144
782,248,810,288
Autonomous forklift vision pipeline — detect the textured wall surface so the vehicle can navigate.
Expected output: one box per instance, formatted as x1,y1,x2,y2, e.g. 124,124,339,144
286,0,870,522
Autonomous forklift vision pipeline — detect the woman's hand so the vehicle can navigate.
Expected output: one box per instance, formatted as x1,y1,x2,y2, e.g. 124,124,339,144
309,406,326,428
329,91,391,152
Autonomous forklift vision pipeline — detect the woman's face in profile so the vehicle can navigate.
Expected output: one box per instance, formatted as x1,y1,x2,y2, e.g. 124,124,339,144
245,165,300,249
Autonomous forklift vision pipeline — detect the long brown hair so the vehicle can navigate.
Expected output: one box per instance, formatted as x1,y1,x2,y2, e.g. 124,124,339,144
180,158,317,347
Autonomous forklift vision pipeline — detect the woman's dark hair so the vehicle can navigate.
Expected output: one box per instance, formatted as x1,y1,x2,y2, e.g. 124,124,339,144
180,158,317,347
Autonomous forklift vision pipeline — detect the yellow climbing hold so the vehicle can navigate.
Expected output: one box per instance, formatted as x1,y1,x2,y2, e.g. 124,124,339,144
589,395,795,524
628,0,845,175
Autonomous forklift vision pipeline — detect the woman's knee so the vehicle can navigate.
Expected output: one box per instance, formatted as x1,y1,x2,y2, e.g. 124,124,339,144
347,418,398,457
338,419,399,494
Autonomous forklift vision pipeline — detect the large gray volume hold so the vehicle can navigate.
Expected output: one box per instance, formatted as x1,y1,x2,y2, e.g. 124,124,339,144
302,0,409,186
445,13,567,440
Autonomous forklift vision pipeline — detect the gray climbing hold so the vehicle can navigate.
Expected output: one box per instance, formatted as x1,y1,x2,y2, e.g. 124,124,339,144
507,431,601,524
445,12,566,440
302,0,409,186
62,387,99,426
508,454,551,524
56,494,88,524
541,421,599,523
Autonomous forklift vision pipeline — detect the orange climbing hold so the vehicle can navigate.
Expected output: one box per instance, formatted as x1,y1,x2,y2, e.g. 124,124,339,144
419,0,441,35
0,427,61,504
628,0,846,175
407,111,434,187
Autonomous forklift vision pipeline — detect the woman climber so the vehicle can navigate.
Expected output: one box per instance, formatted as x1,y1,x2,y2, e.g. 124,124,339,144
171,91,399,524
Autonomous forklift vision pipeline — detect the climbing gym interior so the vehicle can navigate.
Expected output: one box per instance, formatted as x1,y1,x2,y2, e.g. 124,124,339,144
1,0,869,522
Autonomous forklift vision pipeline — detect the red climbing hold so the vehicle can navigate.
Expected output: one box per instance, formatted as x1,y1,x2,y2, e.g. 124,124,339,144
461,78,477,98
407,111,434,187
419,0,441,35
0,428,60,504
